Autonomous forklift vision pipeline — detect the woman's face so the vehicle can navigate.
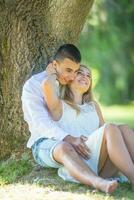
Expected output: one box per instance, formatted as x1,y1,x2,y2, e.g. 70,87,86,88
69,66,92,94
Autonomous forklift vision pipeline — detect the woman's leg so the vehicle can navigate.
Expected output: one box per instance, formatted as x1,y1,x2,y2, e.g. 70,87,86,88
98,135,118,178
53,141,118,193
99,157,119,178
118,125,134,162
100,124,134,185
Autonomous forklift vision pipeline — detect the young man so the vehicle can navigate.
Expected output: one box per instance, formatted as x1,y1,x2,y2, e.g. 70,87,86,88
22,43,81,147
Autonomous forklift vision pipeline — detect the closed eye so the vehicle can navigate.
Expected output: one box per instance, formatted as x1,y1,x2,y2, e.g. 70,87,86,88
77,71,90,77
66,68,73,72
77,71,82,74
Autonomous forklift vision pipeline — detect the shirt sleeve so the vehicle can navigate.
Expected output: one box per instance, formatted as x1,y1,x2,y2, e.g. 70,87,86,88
21,77,69,141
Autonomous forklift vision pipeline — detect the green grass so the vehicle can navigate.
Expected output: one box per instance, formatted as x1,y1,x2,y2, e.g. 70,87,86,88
0,104,134,199
101,103,134,129
0,153,32,186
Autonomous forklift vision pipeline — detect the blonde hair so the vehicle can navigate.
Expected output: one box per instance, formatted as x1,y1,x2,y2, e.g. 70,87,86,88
60,64,93,114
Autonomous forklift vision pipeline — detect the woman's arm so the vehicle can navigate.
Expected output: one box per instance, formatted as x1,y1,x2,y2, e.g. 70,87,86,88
93,101,105,127
42,73,62,121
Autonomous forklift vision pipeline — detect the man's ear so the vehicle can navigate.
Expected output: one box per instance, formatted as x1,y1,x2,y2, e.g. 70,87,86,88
52,60,58,68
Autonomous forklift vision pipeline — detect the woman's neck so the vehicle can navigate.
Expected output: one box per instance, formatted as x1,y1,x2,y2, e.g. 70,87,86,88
72,90,83,105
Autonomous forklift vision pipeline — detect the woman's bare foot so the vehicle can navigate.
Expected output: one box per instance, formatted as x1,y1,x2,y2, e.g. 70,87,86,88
94,179,118,194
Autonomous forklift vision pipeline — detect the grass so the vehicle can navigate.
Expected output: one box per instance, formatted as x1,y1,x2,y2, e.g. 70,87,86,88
0,153,32,186
0,104,134,199
101,103,134,129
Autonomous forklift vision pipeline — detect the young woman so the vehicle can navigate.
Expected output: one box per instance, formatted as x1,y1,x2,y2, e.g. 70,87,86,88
42,64,134,193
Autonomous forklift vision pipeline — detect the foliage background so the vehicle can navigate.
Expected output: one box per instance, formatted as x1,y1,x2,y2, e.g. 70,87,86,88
78,0,134,105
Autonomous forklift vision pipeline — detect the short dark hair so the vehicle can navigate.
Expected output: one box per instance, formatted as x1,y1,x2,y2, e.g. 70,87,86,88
54,44,81,63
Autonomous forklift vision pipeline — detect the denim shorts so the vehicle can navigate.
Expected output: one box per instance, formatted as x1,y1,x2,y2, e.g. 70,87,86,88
31,138,63,168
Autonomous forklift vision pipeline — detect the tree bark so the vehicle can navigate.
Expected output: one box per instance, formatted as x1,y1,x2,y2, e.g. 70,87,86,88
0,0,94,159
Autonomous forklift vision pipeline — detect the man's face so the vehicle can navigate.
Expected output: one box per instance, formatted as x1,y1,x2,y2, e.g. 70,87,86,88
53,58,80,85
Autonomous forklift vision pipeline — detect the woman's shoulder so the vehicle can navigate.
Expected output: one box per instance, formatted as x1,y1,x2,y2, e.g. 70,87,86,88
90,100,99,108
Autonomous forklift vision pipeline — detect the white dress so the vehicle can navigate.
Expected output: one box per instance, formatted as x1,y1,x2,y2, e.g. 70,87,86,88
56,101,128,183
56,101,107,182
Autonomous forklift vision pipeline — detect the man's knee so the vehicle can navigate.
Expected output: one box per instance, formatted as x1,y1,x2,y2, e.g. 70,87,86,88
53,141,75,157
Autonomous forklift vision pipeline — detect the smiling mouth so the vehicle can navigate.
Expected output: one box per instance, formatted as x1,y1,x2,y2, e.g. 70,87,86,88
79,80,88,85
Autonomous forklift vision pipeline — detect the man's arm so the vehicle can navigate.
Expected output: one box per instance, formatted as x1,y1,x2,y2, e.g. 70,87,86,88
21,77,69,141
42,73,62,121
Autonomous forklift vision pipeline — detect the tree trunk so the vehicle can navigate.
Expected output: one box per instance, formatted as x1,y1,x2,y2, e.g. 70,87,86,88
0,0,94,159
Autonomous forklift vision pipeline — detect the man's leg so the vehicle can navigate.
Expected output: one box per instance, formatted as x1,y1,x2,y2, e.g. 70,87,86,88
53,141,118,193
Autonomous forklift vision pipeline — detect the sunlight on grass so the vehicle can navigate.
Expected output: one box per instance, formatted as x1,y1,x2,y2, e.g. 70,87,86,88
0,182,134,200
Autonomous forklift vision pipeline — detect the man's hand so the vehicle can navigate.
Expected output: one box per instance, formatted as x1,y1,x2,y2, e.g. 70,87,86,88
63,135,91,159
46,63,57,77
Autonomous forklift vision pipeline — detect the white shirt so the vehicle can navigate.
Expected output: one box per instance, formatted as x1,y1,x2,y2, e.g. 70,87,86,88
21,71,69,148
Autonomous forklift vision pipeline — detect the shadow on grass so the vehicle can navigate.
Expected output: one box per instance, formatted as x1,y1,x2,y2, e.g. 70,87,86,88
0,152,134,200
19,166,134,200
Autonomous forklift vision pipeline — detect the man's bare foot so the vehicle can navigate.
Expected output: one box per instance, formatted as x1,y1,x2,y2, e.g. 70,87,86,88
94,179,118,194
105,180,118,194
